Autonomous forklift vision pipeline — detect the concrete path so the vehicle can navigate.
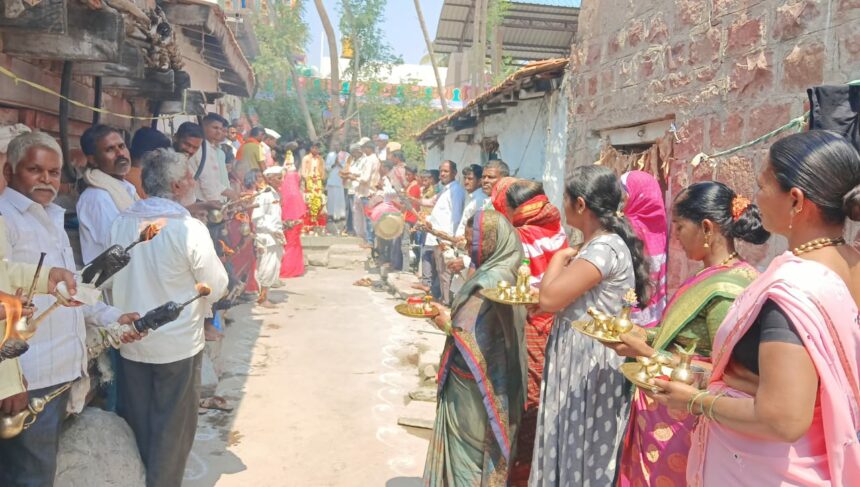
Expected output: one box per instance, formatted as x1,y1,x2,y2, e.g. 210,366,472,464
183,266,442,487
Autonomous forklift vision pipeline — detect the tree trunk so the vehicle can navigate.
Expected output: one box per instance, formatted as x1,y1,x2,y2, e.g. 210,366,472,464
342,0,360,142
288,63,317,140
313,0,341,145
413,0,448,114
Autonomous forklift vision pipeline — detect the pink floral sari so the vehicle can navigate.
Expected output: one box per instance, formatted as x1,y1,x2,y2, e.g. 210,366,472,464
687,252,860,486
619,261,757,487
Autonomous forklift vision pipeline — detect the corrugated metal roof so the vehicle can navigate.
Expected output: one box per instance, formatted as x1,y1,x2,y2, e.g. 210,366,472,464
433,0,579,61
416,57,568,141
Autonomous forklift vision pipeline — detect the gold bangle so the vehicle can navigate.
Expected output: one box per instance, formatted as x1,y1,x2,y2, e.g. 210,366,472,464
688,391,709,415
442,321,453,335
707,392,726,421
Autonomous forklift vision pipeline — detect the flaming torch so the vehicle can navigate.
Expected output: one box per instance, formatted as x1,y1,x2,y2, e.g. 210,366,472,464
86,284,213,358
0,293,25,360
81,222,163,288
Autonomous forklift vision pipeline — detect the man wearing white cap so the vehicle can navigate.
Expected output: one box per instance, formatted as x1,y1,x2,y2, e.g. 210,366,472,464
262,128,280,168
253,166,285,307
376,133,389,162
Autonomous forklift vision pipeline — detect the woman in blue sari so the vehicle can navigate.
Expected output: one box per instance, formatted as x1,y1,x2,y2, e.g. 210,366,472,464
423,210,528,486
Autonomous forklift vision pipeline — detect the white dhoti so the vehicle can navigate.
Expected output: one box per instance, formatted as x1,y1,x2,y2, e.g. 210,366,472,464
256,245,284,288
326,185,346,220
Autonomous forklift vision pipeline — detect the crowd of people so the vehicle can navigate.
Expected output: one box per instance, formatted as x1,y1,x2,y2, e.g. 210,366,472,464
420,130,860,487
0,115,334,486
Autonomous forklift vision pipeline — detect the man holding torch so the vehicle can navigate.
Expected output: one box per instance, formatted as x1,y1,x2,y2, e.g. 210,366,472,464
108,148,228,487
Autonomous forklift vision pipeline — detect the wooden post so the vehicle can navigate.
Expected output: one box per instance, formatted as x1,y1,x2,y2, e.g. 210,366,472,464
59,61,75,183
92,76,102,126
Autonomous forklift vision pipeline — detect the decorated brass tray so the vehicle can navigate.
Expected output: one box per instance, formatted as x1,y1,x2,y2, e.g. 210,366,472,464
394,303,439,319
620,362,672,393
479,288,539,305
570,320,623,343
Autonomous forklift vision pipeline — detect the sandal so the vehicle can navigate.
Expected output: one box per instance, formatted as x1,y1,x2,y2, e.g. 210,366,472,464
353,278,373,287
199,396,233,412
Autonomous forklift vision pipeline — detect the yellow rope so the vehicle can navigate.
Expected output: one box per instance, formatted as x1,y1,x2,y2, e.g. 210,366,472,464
0,65,189,121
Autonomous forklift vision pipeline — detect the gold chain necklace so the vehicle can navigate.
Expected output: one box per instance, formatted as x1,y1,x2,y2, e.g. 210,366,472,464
717,251,739,267
792,237,846,256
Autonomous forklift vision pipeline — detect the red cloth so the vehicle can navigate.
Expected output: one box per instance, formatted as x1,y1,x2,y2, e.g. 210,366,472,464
225,216,258,292
280,171,306,277
492,177,568,485
404,180,421,224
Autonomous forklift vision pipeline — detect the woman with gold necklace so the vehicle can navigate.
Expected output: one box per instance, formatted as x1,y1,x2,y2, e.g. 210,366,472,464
650,131,860,485
606,181,770,487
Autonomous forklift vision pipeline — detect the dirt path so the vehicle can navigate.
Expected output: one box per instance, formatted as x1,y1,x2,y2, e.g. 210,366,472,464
183,267,438,487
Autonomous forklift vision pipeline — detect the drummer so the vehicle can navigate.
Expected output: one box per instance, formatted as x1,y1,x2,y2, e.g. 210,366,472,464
371,160,404,269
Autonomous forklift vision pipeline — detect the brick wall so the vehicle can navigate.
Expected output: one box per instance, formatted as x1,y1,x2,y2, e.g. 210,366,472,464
565,0,860,288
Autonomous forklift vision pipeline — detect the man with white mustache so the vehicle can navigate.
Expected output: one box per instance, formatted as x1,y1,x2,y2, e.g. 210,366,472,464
77,124,139,265
0,131,139,486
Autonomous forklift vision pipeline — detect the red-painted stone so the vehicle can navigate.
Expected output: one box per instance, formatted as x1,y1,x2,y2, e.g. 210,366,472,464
773,0,820,41
839,0,860,13
696,65,719,82
669,72,691,89
729,51,773,98
676,0,706,25
628,19,645,47
601,69,614,92
640,55,655,79
608,35,621,55
688,28,721,65
649,14,669,43
587,42,602,65
840,31,860,63
727,16,763,54
782,41,825,90
674,118,705,162
588,76,598,96
668,42,687,70
709,113,745,149
748,104,791,139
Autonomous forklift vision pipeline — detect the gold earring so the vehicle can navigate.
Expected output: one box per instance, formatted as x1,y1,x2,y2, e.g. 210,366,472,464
703,232,711,249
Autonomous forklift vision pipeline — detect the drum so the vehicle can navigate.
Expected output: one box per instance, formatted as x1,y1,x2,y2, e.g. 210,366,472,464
373,212,405,241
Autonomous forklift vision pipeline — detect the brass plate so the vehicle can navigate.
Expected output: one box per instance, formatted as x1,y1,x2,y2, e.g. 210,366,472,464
620,362,672,393
479,288,539,305
570,320,623,343
395,303,439,319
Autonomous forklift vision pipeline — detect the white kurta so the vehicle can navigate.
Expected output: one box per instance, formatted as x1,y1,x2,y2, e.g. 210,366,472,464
0,188,121,392
109,197,228,364
187,141,228,202
76,179,138,265
252,189,284,288
325,151,346,220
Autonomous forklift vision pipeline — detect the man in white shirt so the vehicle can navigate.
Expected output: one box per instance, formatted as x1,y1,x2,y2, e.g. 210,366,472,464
0,131,137,486
109,148,227,487
375,133,389,162
77,124,139,265
187,113,235,204
455,164,487,237
341,143,362,236
355,140,380,246
423,160,465,305
324,142,346,224
253,167,285,308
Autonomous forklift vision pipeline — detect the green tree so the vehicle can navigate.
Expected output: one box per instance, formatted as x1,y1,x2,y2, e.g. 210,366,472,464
252,1,317,139
339,0,402,141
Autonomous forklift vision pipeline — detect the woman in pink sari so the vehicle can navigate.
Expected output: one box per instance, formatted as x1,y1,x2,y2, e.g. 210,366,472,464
621,171,669,328
650,131,860,486
280,160,306,278
608,181,769,487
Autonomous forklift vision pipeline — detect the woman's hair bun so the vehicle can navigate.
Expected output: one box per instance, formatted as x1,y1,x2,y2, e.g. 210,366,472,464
842,184,860,222
727,203,771,244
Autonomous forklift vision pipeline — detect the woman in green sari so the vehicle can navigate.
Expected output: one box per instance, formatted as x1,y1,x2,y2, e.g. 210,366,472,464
423,210,528,486
607,181,770,487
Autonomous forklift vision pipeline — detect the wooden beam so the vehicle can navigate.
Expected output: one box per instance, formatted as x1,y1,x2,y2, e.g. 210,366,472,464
1,2,123,62
0,0,67,34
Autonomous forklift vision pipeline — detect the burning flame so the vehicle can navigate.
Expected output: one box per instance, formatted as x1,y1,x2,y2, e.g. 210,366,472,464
0,293,23,342
219,240,235,256
139,221,164,242
234,213,249,223
195,283,212,297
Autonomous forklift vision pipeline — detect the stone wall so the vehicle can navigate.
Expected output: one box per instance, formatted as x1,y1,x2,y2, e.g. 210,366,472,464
566,0,860,288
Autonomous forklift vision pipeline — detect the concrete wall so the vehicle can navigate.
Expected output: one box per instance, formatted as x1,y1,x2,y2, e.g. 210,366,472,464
566,0,860,288
424,88,568,211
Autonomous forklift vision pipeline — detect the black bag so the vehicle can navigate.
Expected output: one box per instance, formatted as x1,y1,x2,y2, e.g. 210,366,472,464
808,84,860,153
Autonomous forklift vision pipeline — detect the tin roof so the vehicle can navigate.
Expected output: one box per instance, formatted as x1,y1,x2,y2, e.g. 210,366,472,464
416,57,568,141
432,0,579,62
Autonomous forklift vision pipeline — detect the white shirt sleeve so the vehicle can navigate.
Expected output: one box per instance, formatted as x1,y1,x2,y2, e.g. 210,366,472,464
76,189,120,265
186,219,229,305
82,301,124,328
